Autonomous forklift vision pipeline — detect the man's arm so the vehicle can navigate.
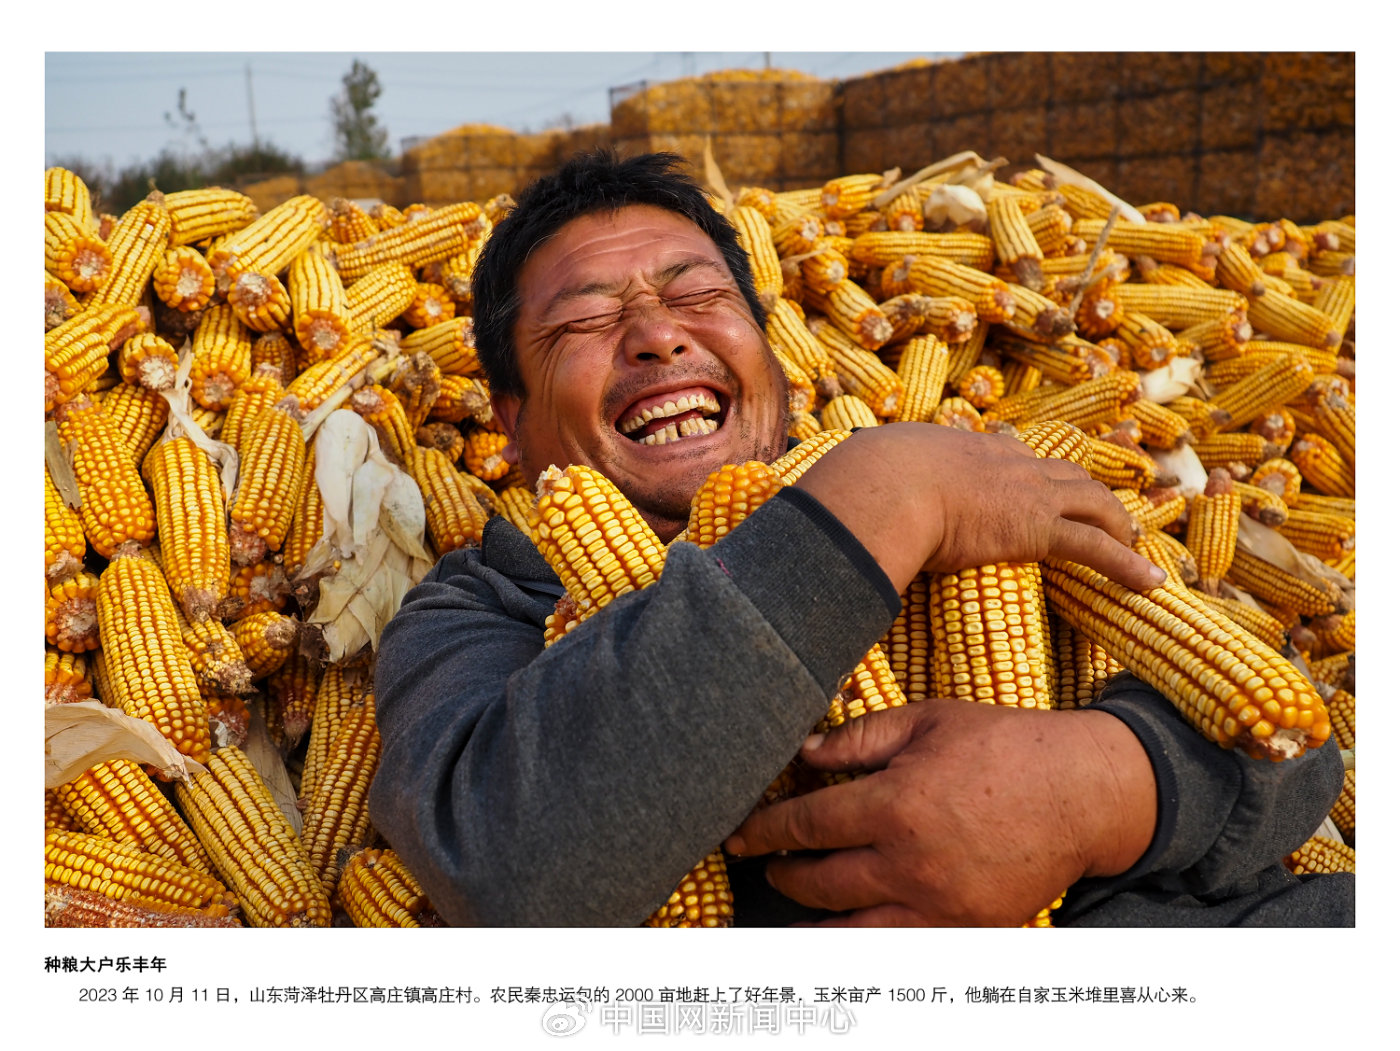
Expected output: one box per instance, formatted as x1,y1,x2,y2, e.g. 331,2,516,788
369,489,900,926
724,674,1346,926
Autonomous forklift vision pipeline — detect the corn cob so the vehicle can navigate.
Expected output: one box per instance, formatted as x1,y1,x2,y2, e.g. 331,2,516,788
1201,351,1315,435
1319,682,1355,750
729,204,783,308
325,196,380,244
929,562,1054,709
987,370,1140,433
228,402,308,564
907,256,1015,323
1133,529,1199,588
45,648,93,705
1305,381,1355,471
44,462,85,584
987,195,1045,290
1225,547,1340,618
220,363,286,457
411,445,492,555
1289,433,1353,498
1246,290,1342,350
1277,508,1355,563
931,395,984,431
1051,618,1122,709
188,304,254,411
770,428,852,484
807,316,903,415
142,435,230,620
1114,311,1181,369
174,745,332,927
529,464,667,616
53,758,213,874
821,173,887,219
45,167,96,229
336,848,441,927
401,281,457,329
331,201,488,282
1309,651,1354,694
893,334,951,423
285,334,382,414
1185,469,1242,596
806,279,895,351
53,396,156,557
1043,562,1329,759
45,270,81,330
92,381,170,468
1327,766,1356,843
428,373,492,425
349,383,417,466
797,237,851,296
643,849,735,928
1234,481,1289,527
956,364,1005,410
45,569,100,653
1188,590,1286,650
1286,835,1354,875
44,304,142,414
345,262,419,333
178,608,253,694
300,695,382,898
1073,219,1212,272
94,543,210,764
765,298,840,398
45,210,112,293
229,610,299,680
227,270,292,333
821,393,881,431
456,427,506,482
113,332,177,392
80,194,172,310
44,882,242,928
44,828,235,916
207,194,328,286
1310,609,1356,658
161,187,258,246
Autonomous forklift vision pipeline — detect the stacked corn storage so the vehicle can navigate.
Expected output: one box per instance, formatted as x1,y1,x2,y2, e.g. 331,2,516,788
42,147,1356,926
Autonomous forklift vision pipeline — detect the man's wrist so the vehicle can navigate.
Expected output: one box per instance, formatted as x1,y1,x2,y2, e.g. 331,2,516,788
1071,709,1159,878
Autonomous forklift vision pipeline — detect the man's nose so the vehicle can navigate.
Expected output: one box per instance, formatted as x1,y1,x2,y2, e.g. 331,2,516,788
619,298,688,365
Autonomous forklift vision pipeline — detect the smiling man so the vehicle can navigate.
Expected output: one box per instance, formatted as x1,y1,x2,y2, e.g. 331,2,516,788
368,150,1351,927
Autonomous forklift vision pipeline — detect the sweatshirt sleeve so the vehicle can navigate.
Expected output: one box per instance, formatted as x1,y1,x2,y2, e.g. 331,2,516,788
1057,672,1346,923
368,487,900,927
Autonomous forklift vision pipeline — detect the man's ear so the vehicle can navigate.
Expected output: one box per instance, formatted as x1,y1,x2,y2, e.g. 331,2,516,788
491,392,522,466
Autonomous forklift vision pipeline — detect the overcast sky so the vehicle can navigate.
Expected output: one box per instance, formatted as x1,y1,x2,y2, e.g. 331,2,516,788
46,52,954,171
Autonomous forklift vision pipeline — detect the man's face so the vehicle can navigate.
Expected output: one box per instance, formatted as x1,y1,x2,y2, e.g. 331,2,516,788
493,204,788,540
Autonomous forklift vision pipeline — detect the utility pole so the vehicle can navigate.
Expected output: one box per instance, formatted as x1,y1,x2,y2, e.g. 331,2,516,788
245,62,260,156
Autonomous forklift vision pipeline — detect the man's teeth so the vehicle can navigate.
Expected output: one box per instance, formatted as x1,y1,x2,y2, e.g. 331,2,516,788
640,417,719,445
620,392,721,435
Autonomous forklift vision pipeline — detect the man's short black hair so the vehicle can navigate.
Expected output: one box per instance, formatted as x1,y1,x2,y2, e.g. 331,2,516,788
471,148,768,399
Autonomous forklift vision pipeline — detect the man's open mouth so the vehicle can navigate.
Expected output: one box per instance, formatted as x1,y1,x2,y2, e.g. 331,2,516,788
617,388,725,446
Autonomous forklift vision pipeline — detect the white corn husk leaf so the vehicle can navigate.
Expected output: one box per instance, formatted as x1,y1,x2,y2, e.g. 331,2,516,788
1236,515,1355,611
701,137,734,214
45,701,205,787
158,338,241,498
301,411,434,663
44,421,81,509
874,152,982,208
1138,357,1201,403
922,184,988,230
1035,154,1147,225
242,702,301,834
1149,443,1208,498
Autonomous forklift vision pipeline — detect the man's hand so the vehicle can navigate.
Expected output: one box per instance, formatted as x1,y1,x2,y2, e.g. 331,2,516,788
723,700,1158,926
792,423,1165,597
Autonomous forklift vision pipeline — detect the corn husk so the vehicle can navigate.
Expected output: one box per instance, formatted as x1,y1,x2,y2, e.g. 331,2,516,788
299,410,434,663
45,700,204,788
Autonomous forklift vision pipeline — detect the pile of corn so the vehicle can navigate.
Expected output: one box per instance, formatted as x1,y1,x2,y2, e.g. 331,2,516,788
42,151,1356,928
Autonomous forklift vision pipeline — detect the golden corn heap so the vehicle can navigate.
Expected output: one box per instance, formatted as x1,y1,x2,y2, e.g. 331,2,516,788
41,148,1356,926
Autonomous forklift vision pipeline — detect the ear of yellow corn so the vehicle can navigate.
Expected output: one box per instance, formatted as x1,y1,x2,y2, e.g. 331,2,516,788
1043,561,1329,760
174,746,332,928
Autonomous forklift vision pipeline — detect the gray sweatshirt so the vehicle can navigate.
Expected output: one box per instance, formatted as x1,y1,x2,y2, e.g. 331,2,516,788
368,487,1352,927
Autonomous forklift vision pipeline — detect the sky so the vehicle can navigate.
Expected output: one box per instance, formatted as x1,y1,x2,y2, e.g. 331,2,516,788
45,52,954,172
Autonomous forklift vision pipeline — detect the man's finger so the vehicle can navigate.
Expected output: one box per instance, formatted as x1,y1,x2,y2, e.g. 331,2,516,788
724,778,884,857
796,703,930,772
763,846,894,914
1047,519,1166,592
